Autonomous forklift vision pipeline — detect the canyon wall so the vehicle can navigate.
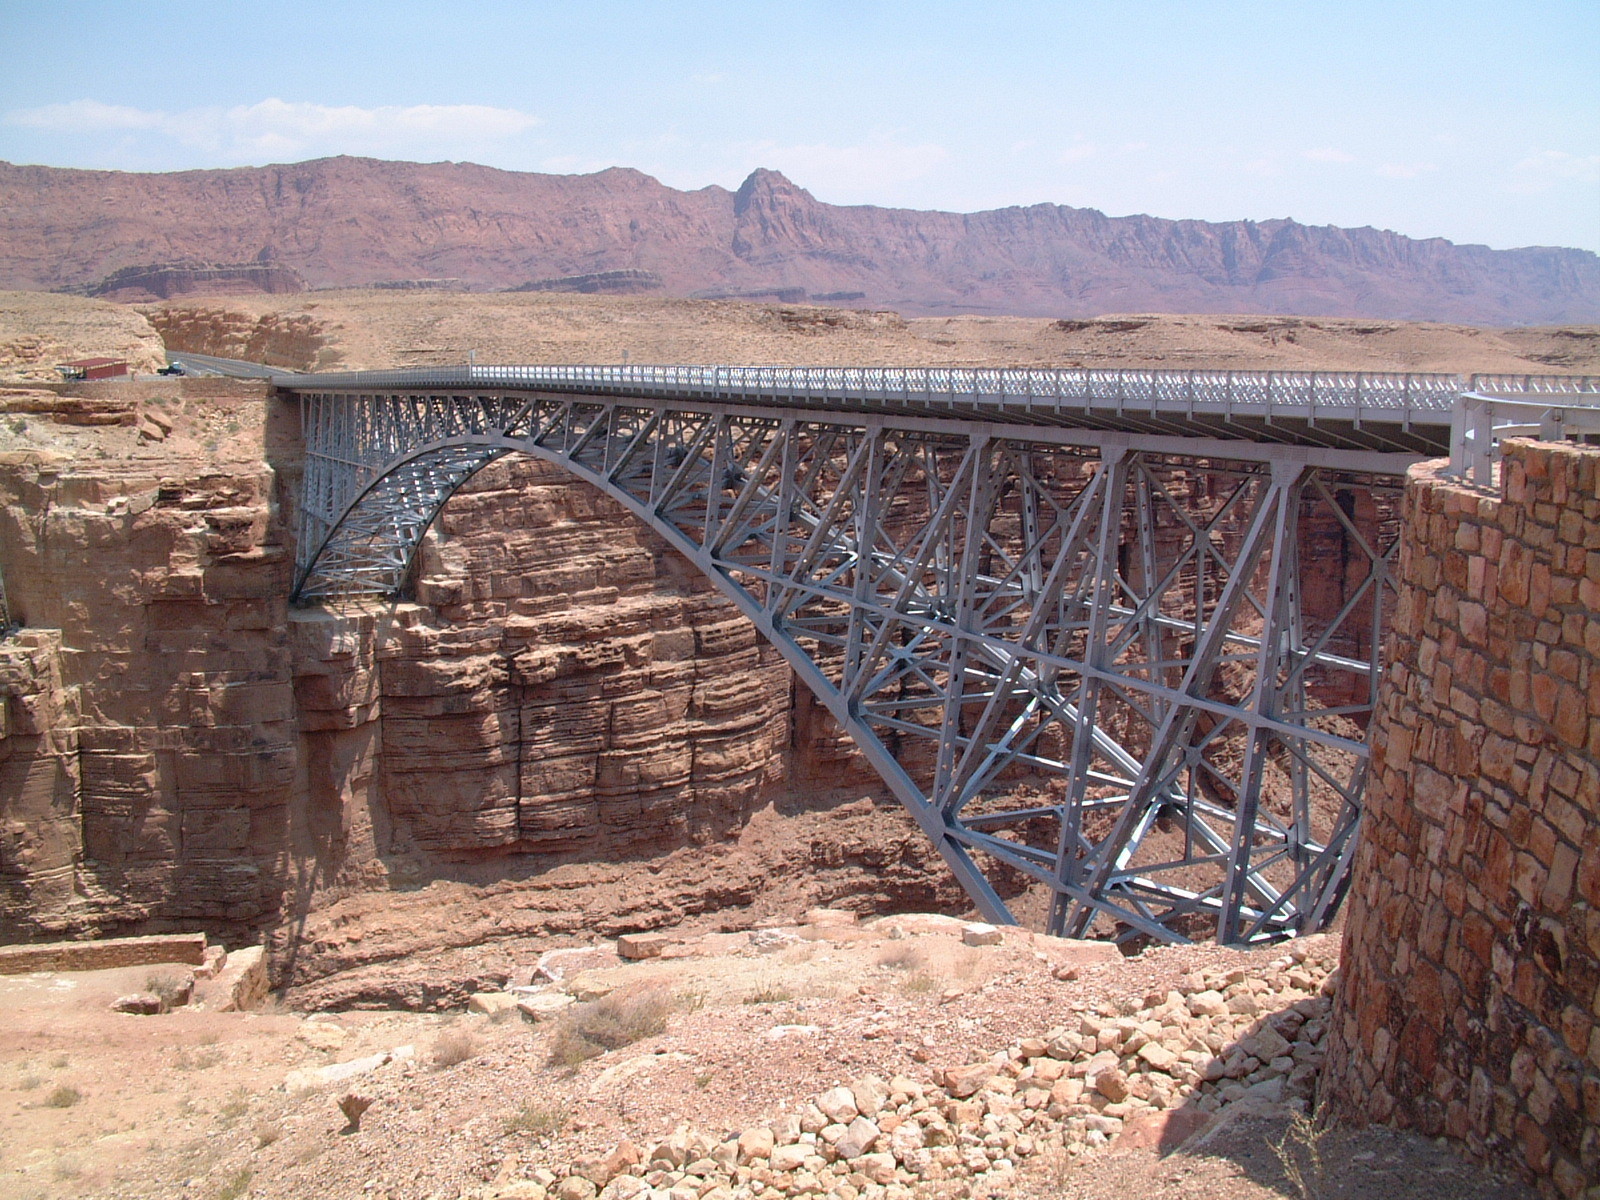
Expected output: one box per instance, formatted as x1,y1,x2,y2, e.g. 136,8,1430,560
0,383,891,963
1,157,1597,323
1325,442,1600,1198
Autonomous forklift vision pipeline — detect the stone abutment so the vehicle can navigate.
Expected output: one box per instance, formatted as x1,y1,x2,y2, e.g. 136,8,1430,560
1326,440,1600,1197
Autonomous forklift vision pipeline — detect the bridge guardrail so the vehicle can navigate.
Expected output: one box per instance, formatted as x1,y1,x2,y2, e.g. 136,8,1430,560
276,363,1600,470
1451,389,1600,485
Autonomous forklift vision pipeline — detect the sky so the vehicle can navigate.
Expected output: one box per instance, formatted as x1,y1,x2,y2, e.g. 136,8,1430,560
0,1,1595,252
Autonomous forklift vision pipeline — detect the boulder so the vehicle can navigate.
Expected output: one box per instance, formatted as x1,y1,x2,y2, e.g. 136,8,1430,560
768,1144,808,1172
815,1085,859,1123
943,1062,995,1099
1094,1068,1131,1102
296,1020,349,1051
736,1126,774,1163
848,1074,889,1118
467,992,521,1016
111,992,163,1015
834,1117,879,1160
615,933,677,961
517,992,576,1021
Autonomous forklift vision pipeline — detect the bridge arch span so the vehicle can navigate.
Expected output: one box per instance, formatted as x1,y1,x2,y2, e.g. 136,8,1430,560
290,384,1405,945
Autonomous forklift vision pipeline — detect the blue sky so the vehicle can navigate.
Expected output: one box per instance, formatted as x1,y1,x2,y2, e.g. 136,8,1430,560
1,1,1595,251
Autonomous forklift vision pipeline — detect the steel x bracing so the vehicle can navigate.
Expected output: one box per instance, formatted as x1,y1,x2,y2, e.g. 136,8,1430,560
282,364,1592,945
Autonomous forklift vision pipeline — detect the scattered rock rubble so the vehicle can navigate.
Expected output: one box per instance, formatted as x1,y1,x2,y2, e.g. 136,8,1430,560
476,931,1339,1200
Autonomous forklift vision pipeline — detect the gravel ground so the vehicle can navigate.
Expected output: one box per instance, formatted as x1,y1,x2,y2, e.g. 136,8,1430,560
0,913,1537,1200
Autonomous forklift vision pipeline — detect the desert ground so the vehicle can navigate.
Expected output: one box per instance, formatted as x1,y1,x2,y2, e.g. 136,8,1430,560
0,915,1536,1200
136,288,1600,375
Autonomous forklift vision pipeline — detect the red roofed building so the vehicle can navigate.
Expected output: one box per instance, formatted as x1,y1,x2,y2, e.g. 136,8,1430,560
57,357,130,381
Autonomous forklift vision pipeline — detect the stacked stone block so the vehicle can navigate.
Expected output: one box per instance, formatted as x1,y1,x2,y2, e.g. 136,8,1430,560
1326,440,1600,1197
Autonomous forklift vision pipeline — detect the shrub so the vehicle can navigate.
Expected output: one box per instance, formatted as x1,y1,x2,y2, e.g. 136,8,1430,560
876,942,931,972
503,1102,567,1136
45,1084,81,1108
218,1089,250,1124
431,1028,478,1070
547,987,673,1068
743,983,793,1005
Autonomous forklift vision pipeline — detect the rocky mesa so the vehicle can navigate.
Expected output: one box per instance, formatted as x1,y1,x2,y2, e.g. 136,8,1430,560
1,157,1597,324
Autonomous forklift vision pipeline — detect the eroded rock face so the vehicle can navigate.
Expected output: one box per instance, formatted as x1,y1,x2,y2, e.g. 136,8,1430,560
0,443,296,934
0,400,871,950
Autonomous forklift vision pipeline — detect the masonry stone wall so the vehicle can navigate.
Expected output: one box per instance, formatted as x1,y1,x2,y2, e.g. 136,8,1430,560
0,931,206,974
1326,440,1600,1198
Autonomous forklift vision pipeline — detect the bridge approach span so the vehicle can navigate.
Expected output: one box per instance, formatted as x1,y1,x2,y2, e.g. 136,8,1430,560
276,364,1598,946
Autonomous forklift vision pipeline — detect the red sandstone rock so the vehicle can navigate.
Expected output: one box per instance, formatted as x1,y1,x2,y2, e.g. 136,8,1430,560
1,158,1595,323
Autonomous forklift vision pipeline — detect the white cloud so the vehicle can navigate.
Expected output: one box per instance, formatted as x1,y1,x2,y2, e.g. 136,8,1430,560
1507,149,1600,194
6,98,540,162
1303,147,1356,164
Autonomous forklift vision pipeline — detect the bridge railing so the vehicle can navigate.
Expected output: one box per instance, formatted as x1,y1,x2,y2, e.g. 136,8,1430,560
1450,389,1600,485
280,363,1482,423
280,364,1600,470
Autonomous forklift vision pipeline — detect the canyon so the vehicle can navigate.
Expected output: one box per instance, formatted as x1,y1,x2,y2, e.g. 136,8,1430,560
1,292,1598,1196
4,291,1600,1005
1,157,1598,324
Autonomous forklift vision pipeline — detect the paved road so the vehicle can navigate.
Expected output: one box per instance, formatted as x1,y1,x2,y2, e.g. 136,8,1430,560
166,351,299,380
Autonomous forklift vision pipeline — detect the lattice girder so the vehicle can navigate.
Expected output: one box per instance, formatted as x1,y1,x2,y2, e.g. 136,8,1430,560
295,388,1401,945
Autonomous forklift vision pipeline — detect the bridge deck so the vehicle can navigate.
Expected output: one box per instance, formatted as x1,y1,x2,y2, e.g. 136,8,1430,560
274,363,1600,459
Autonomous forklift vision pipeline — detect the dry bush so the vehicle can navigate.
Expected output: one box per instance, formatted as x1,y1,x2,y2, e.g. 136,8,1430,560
217,1088,250,1125
254,1120,282,1148
743,981,793,1005
503,1101,567,1136
877,942,927,971
1271,1105,1331,1200
173,1045,224,1071
547,987,674,1068
431,1027,479,1070
216,1167,252,1200
44,1084,81,1108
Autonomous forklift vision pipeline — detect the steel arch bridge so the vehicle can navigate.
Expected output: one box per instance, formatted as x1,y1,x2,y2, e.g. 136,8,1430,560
278,364,1600,945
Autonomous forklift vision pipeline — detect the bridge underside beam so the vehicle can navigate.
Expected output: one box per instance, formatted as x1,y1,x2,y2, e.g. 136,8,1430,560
293,388,1402,945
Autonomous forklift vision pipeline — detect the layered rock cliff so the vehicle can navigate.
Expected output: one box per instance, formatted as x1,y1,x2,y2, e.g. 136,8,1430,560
1,157,1596,323
0,382,913,977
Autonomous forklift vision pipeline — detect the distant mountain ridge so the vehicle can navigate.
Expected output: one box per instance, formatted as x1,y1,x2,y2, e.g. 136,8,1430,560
0,156,1596,323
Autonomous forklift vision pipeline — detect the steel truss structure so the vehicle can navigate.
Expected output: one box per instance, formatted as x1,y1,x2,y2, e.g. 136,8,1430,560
283,365,1596,945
